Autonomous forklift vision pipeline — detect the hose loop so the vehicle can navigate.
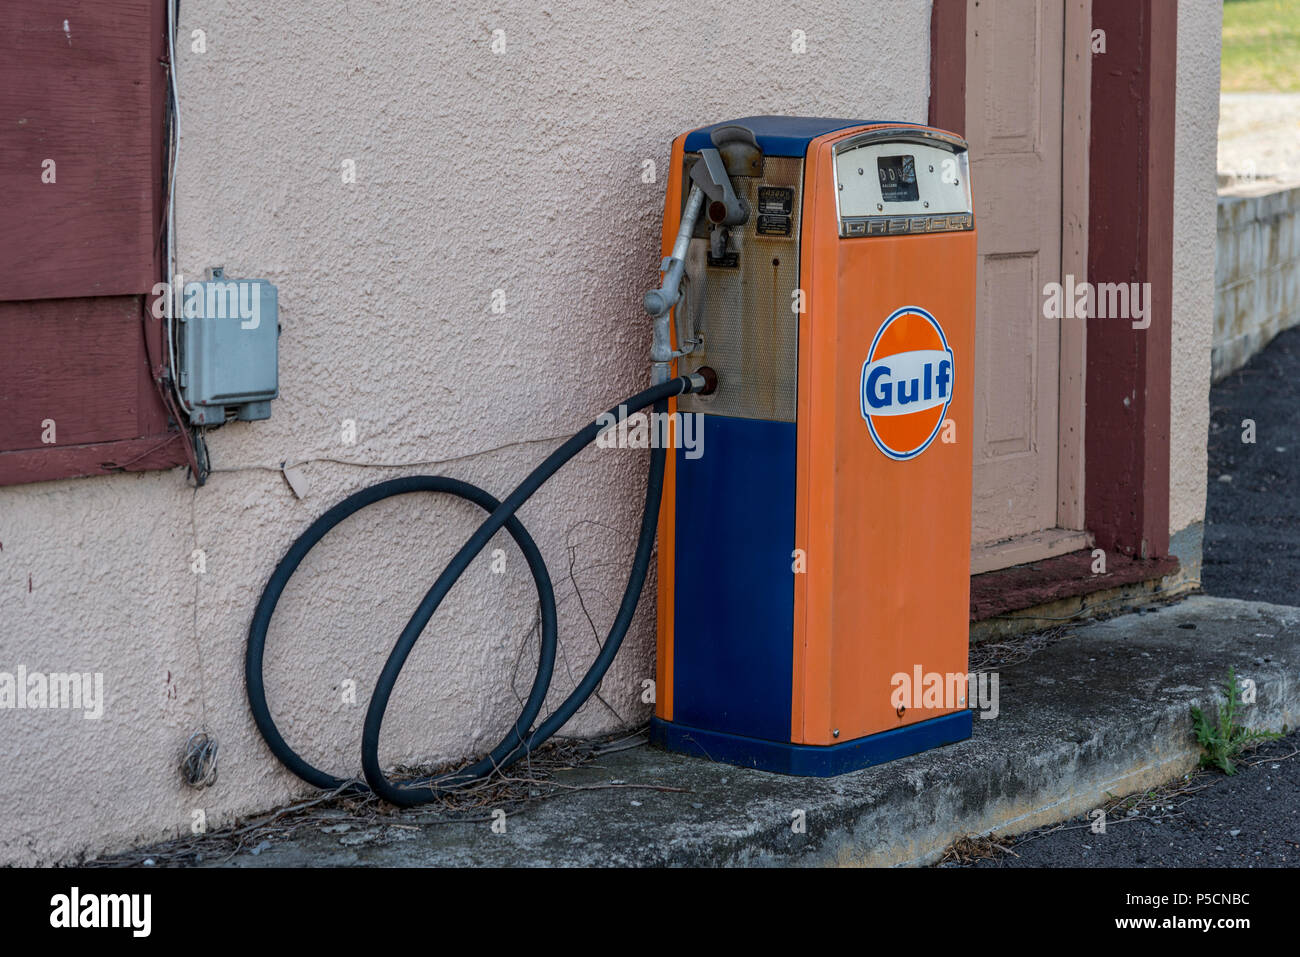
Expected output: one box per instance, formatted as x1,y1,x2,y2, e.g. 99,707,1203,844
246,377,694,804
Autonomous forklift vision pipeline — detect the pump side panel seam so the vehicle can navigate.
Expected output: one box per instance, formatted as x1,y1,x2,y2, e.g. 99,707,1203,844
655,132,688,724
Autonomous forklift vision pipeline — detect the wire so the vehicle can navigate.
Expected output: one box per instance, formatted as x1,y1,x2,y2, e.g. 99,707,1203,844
131,0,204,483
246,376,702,805
208,430,578,477
164,0,192,419
180,731,219,788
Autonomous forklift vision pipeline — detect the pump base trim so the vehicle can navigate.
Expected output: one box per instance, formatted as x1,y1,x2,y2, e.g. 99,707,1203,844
649,711,972,777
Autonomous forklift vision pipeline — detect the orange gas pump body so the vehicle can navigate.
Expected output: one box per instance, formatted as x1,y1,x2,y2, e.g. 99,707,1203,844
653,118,976,774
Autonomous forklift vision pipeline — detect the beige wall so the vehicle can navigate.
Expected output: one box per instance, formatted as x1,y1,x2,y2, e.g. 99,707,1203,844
0,0,933,865
1169,0,1222,541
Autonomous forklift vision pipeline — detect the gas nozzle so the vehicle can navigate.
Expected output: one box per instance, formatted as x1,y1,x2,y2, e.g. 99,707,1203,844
644,130,754,320
644,183,705,385
643,183,703,319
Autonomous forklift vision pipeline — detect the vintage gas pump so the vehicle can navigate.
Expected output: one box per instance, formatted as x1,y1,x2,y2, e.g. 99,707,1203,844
651,116,978,775
247,115,975,804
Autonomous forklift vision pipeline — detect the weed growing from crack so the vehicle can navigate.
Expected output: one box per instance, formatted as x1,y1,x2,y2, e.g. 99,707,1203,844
1191,666,1284,775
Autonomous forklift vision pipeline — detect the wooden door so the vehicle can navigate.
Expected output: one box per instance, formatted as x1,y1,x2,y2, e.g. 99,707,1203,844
965,0,1089,571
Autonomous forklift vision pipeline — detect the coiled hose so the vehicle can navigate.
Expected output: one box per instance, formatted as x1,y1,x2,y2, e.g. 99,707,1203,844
246,375,705,806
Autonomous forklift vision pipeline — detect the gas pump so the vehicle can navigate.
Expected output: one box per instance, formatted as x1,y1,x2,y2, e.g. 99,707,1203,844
245,116,976,803
651,116,977,774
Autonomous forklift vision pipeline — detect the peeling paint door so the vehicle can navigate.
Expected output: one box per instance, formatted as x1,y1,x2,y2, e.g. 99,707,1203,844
965,0,1087,572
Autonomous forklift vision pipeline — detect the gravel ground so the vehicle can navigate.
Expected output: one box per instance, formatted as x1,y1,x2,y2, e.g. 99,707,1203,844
1202,325,1300,606
959,732,1300,868
1218,92,1300,184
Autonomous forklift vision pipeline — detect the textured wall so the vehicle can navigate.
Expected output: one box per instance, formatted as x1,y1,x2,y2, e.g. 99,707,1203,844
1169,0,1221,540
0,0,932,864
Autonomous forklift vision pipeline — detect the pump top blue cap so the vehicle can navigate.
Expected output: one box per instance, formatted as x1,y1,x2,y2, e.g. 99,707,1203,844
682,115,881,157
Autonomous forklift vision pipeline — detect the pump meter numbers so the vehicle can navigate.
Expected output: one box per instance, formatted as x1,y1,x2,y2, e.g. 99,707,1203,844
877,154,919,203
756,187,794,236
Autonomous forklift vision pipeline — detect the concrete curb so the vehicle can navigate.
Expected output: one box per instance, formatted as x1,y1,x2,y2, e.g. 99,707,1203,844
210,596,1300,867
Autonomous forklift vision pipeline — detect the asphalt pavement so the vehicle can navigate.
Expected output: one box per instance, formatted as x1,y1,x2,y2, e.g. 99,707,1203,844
960,327,1300,867
964,731,1300,867
1203,325,1300,606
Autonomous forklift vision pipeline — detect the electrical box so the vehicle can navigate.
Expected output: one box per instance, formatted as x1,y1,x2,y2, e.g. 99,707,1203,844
652,117,977,775
178,269,279,426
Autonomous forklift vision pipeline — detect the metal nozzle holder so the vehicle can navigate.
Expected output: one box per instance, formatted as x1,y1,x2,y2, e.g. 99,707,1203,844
644,133,754,385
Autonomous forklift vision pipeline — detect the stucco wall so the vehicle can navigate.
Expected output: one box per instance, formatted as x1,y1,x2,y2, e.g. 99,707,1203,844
1169,0,1221,542
0,0,932,865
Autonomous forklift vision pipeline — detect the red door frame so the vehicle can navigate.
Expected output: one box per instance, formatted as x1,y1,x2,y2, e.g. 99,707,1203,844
929,0,1177,564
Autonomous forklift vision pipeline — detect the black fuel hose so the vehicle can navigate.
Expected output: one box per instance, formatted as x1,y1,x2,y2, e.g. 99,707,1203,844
246,375,704,805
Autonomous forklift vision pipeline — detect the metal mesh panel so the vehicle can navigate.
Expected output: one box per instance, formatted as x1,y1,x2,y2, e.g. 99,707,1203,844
677,156,803,422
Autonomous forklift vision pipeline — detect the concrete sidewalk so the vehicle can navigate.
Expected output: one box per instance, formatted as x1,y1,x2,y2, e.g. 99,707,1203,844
198,595,1300,867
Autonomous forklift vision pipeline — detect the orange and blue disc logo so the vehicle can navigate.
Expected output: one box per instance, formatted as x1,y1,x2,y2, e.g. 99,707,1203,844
860,306,954,461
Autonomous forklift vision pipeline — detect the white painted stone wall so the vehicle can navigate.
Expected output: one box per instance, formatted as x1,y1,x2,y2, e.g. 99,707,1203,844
1213,182,1300,382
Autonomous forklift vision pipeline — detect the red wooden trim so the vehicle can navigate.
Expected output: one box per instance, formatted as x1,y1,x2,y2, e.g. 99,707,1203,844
0,0,191,486
0,296,151,449
1085,0,1176,559
928,0,967,136
970,548,1179,622
0,1,158,302
0,434,186,486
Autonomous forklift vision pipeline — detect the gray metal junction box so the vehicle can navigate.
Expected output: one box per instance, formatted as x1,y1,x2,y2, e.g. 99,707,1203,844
178,272,279,426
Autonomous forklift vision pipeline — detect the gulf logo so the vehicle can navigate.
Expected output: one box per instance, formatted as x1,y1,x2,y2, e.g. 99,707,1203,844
859,306,954,461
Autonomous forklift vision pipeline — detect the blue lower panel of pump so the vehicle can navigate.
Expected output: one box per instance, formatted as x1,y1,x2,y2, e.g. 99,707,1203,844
650,710,973,777
671,414,796,743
